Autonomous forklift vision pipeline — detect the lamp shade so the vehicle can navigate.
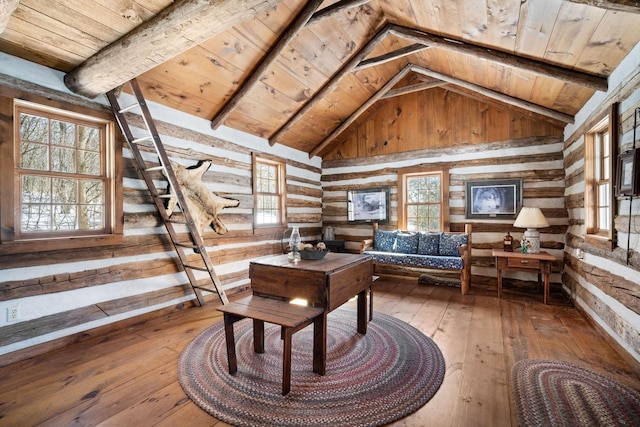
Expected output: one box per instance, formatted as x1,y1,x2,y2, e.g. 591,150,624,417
513,207,549,229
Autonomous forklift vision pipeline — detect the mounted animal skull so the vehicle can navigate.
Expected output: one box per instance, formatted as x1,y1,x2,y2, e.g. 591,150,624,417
164,160,239,235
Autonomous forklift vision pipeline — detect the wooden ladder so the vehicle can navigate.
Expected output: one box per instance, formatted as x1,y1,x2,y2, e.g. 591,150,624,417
106,79,229,306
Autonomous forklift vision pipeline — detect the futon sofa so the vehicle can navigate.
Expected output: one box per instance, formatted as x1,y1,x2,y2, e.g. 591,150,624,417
360,223,472,294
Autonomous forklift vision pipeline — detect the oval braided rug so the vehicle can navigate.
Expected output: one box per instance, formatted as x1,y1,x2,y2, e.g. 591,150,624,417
178,307,445,427
511,359,640,427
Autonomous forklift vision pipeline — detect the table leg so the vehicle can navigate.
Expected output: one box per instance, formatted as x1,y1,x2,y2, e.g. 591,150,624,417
357,289,367,334
542,262,551,305
282,327,293,395
537,272,542,294
496,260,503,299
313,312,327,375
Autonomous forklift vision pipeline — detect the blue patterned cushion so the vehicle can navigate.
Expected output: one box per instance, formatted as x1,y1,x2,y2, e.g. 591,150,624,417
418,232,441,255
364,251,464,270
393,232,419,254
374,229,397,252
439,233,469,256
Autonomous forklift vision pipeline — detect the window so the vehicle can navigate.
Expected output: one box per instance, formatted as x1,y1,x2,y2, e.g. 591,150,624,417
398,167,450,231
0,93,122,253
253,154,286,228
584,104,617,247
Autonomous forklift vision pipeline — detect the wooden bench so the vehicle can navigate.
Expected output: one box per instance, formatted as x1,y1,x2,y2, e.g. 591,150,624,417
360,223,472,294
216,295,326,395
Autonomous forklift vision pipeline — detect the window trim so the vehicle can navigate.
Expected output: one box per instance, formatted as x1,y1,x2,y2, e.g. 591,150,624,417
0,89,122,254
397,166,450,232
584,103,618,250
252,153,286,231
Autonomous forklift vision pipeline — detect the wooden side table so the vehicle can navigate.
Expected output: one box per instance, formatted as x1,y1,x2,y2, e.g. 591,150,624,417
492,249,557,304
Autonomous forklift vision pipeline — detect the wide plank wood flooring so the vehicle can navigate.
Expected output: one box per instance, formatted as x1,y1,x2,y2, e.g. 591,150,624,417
1,276,639,426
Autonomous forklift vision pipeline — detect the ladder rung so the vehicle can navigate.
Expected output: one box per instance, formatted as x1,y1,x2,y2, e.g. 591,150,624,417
167,219,187,225
174,242,198,249
184,265,208,272
119,103,140,113
145,165,165,172
132,136,152,144
193,286,215,293
158,194,177,199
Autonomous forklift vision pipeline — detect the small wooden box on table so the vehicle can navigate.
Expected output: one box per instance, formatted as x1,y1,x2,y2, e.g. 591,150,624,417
492,249,557,304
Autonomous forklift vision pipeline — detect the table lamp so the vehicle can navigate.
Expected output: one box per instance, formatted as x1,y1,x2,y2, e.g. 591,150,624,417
513,207,549,253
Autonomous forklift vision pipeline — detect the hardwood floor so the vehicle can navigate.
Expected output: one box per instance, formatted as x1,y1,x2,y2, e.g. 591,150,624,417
1,276,639,426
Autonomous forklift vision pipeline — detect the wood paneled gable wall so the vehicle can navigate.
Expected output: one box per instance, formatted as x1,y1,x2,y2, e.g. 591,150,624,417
325,87,564,160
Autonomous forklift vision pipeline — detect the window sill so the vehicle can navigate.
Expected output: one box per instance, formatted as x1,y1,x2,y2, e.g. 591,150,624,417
0,234,123,255
584,234,614,251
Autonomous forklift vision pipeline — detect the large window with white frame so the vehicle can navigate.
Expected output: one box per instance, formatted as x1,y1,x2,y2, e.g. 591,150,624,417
253,154,286,228
398,167,450,231
0,93,122,253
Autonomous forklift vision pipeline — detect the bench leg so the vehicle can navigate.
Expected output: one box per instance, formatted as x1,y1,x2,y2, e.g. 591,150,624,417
253,319,265,353
223,313,238,375
282,327,293,395
313,312,327,376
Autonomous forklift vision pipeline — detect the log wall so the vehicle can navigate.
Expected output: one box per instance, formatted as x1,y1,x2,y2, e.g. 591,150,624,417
562,43,640,363
321,135,568,288
0,60,322,364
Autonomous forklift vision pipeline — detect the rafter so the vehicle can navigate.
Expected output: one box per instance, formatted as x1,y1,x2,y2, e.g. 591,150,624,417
409,64,574,123
309,65,414,158
269,23,394,146
64,0,287,98
389,25,608,92
307,0,371,25
354,43,430,71
210,0,324,130
381,79,447,99
210,0,373,130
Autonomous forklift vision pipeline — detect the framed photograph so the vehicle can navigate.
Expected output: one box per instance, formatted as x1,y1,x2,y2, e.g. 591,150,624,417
348,187,390,224
465,179,522,219
616,148,640,196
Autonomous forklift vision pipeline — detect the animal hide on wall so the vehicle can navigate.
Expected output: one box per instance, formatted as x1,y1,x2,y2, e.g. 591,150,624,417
164,160,240,235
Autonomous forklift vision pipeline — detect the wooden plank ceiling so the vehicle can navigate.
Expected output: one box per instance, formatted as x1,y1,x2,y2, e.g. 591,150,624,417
1,0,640,158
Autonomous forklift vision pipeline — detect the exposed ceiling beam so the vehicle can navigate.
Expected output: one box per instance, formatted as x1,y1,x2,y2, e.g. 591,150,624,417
389,25,608,92
269,23,394,146
355,43,430,71
210,0,324,130
564,0,640,14
381,79,447,99
0,0,19,33
308,0,371,25
310,65,413,158
64,0,287,98
409,64,575,123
